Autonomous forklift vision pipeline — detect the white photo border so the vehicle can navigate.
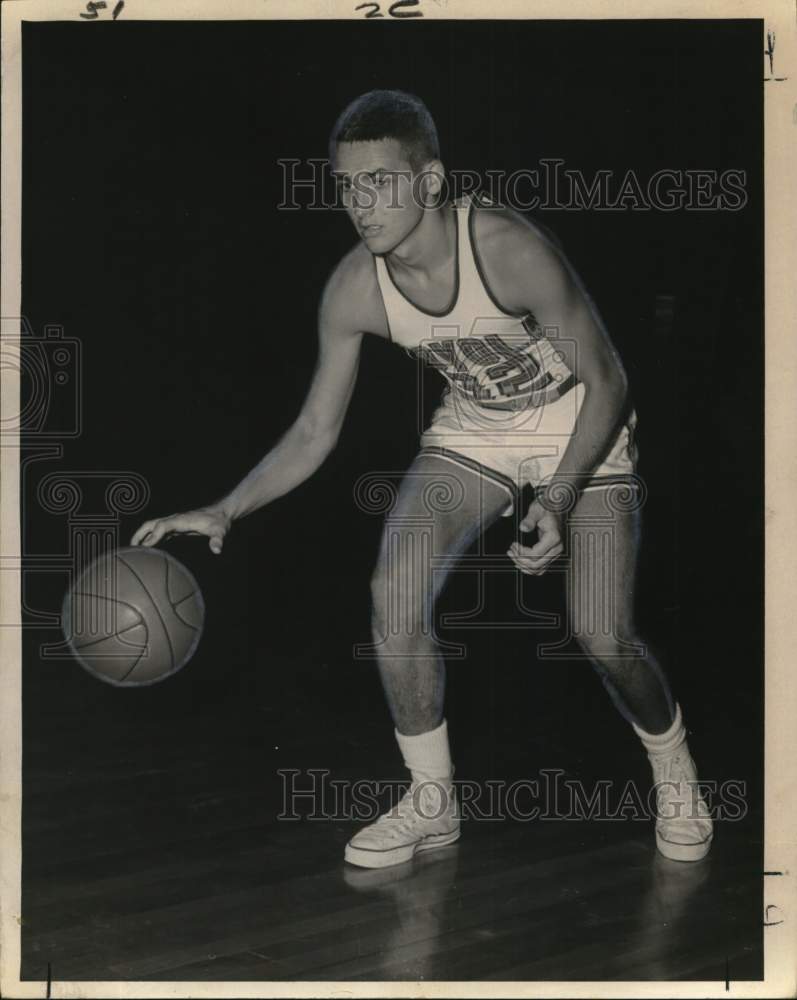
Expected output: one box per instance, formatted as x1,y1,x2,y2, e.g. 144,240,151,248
1,1,794,997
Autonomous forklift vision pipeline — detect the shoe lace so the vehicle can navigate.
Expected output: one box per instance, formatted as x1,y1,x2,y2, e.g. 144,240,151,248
373,783,450,833
651,750,709,823
368,789,419,836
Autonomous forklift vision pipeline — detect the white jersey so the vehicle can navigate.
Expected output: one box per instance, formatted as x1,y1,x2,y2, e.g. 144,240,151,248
373,191,577,412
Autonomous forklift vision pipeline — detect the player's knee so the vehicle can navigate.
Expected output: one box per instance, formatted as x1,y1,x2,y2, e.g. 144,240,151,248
571,623,637,662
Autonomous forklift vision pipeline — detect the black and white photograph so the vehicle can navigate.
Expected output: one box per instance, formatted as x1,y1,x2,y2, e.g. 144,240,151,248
1,0,795,995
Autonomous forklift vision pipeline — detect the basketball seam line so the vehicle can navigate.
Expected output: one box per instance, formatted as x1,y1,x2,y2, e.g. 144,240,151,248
166,559,200,630
66,591,148,672
68,592,143,617
116,552,176,677
171,598,201,630
67,618,148,651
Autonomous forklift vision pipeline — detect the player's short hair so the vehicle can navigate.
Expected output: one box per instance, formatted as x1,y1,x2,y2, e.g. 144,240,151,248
329,90,440,172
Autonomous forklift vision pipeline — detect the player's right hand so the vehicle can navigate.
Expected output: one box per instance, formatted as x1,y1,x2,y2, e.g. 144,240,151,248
129,506,231,555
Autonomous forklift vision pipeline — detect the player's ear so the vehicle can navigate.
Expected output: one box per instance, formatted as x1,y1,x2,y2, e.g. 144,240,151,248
414,160,447,208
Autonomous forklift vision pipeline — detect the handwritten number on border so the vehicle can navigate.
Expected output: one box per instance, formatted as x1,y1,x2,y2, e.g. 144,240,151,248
355,0,423,18
80,1,124,19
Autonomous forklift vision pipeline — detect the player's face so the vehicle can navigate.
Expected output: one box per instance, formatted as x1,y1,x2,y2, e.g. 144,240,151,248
333,139,428,254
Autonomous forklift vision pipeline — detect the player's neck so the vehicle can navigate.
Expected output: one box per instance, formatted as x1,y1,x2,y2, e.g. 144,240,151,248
386,201,456,279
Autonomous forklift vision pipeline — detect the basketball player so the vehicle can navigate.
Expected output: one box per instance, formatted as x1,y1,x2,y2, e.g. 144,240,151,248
131,90,713,869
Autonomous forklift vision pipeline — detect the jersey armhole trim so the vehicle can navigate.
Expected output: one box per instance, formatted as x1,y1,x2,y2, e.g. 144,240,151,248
372,253,394,343
468,192,532,322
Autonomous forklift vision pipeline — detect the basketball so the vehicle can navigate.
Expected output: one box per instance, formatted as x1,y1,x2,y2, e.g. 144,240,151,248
61,546,205,687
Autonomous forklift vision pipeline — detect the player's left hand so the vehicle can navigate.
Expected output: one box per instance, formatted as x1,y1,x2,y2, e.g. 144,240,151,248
507,499,565,575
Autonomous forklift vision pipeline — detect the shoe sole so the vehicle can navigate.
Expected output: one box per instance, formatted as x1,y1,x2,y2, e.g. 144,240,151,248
656,830,713,862
344,829,460,869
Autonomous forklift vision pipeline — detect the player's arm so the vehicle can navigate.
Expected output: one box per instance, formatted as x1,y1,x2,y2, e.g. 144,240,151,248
507,227,628,499
130,257,364,551
483,215,629,573
209,266,364,522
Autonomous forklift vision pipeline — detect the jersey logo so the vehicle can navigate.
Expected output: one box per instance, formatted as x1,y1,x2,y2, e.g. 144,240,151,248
411,330,574,409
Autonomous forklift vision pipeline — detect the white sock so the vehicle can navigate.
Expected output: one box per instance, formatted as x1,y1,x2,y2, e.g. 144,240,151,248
631,702,686,755
395,718,453,786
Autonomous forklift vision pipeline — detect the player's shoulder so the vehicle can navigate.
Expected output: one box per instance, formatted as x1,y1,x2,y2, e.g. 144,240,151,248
324,240,374,297
468,191,573,309
469,190,563,266
319,241,387,338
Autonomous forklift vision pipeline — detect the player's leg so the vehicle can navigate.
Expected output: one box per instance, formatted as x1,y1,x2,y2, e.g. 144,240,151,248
345,451,512,869
368,452,513,735
566,487,713,861
565,487,674,735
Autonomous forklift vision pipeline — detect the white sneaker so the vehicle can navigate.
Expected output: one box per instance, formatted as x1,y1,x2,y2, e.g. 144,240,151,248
649,745,714,862
344,780,460,869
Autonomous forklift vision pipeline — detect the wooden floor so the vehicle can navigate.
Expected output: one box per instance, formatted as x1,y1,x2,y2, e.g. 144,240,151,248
19,625,763,985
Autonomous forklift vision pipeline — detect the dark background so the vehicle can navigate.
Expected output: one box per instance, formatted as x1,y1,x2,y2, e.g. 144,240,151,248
19,18,763,981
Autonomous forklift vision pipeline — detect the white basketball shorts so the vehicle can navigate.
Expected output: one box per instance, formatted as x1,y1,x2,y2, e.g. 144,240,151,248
418,381,640,517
